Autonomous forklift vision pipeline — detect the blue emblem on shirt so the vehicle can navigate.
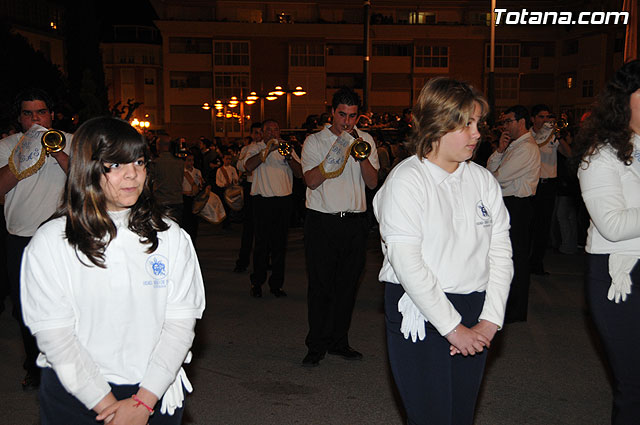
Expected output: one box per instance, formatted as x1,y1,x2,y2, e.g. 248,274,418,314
476,201,490,219
145,254,169,279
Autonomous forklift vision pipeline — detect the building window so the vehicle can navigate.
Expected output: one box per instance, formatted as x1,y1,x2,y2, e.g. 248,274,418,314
169,37,212,54
531,57,539,70
237,9,263,23
290,43,324,67
486,43,520,68
562,39,579,56
415,45,448,68
373,44,411,56
495,75,518,100
409,11,436,24
214,41,250,66
327,44,363,56
582,79,594,97
567,77,573,89
214,72,249,99
169,72,212,89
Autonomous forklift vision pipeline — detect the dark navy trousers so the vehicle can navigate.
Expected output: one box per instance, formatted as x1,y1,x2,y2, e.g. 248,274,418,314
385,283,488,425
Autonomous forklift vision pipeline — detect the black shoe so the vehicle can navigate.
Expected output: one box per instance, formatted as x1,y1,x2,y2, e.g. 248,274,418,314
233,265,247,273
302,351,324,367
270,289,287,298
328,346,363,360
22,369,40,391
250,285,262,298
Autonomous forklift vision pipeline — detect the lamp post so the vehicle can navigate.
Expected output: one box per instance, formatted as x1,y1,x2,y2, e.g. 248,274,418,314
267,85,307,128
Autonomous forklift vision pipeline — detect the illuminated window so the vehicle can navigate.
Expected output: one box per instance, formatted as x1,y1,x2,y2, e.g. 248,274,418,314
567,77,573,89
409,12,436,24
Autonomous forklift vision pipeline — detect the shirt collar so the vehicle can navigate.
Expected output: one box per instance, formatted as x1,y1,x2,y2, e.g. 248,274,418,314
424,158,466,185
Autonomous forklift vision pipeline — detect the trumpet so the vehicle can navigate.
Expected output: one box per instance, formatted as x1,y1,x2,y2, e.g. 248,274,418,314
41,129,66,155
554,118,568,135
347,129,371,161
262,139,292,161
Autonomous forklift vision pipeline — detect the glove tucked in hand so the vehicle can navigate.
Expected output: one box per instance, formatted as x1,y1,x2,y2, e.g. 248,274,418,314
319,130,355,179
398,292,428,343
607,253,637,303
160,351,194,415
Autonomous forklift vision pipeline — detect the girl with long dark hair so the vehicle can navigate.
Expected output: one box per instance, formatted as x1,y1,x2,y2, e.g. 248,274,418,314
21,116,205,424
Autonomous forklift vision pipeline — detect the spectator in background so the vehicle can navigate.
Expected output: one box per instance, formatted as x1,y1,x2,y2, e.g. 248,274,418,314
152,135,184,224
182,152,204,245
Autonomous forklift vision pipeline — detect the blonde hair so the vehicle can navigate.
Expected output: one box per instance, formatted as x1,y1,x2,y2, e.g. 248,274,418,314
409,77,488,159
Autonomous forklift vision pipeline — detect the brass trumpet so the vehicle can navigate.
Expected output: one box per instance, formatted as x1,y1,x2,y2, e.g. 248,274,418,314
554,118,568,135
348,129,371,161
41,129,66,155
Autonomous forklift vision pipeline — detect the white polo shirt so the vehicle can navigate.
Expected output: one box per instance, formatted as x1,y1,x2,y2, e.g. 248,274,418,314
578,133,640,256
0,131,72,236
531,127,559,179
236,143,255,183
301,126,379,213
21,210,205,403
244,141,300,197
373,156,513,334
486,132,541,198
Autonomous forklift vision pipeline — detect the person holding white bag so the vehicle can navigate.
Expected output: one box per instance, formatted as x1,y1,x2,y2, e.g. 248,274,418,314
373,77,513,425
20,117,205,425
575,59,640,425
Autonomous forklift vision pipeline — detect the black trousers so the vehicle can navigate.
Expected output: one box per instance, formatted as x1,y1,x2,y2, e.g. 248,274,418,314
250,195,292,290
586,254,640,425
503,196,533,322
304,209,368,354
40,368,183,425
385,284,488,425
236,182,254,268
530,179,557,273
7,234,39,372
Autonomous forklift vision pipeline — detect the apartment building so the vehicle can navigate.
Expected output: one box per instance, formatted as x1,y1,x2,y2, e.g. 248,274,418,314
140,0,628,139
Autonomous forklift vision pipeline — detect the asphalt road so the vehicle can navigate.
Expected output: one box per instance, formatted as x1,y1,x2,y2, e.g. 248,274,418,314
0,221,612,424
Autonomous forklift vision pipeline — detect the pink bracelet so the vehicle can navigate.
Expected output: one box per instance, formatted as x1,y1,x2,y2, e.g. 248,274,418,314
132,394,154,415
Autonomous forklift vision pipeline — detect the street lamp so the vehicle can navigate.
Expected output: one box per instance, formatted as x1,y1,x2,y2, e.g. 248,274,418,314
268,85,307,129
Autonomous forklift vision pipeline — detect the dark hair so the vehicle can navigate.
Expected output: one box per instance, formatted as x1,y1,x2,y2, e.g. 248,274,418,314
262,119,279,130
574,60,640,167
505,105,530,129
331,87,361,111
58,116,168,267
531,104,551,117
14,88,54,117
250,122,262,131
409,77,488,159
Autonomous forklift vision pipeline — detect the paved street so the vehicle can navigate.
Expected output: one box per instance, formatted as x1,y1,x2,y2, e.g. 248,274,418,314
0,221,612,424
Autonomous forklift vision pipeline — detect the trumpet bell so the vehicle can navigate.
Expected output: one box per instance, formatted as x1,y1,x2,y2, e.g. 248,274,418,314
41,130,66,155
278,141,292,159
350,138,371,161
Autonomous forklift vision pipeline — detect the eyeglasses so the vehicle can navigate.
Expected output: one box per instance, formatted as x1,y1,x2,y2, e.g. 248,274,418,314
501,118,517,124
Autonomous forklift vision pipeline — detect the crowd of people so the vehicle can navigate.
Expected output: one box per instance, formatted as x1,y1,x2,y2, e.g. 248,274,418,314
1,59,639,424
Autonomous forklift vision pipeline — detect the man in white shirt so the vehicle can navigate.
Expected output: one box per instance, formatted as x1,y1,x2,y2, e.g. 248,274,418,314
301,87,379,366
242,119,302,298
528,104,572,275
234,123,262,272
0,88,71,390
486,105,541,323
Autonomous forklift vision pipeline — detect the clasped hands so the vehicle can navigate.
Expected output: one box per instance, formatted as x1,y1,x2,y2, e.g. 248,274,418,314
95,389,157,425
446,320,498,357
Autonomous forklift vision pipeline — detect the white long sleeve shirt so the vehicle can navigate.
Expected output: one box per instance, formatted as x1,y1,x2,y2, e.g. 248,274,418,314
21,210,206,408
374,156,513,335
486,132,541,198
578,133,640,255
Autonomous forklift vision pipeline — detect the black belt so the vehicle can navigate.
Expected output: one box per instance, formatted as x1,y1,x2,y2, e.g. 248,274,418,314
330,211,365,218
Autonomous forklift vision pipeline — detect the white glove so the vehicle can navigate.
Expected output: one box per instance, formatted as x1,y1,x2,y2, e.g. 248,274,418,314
319,130,354,179
398,293,428,343
607,253,637,303
160,352,194,415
